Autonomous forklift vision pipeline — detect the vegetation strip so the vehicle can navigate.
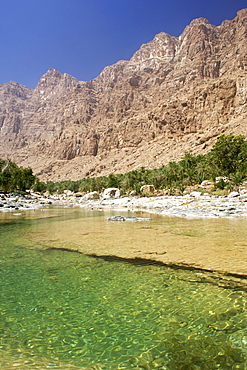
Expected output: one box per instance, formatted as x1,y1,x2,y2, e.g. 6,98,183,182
1,134,247,195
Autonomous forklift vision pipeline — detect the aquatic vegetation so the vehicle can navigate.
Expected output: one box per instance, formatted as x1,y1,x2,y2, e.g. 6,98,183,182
1,247,247,369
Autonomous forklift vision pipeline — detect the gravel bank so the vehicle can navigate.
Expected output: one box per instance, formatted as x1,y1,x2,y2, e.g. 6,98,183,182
1,191,247,219
78,193,247,219
0,193,54,211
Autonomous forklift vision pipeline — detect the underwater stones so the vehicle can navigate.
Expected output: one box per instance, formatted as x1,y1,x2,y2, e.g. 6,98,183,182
129,351,154,369
148,334,246,370
231,332,247,350
209,320,234,331
151,356,167,368
107,215,126,221
107,215,151,221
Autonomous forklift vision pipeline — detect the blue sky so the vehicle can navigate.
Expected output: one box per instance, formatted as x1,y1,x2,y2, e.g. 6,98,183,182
0,0,246,88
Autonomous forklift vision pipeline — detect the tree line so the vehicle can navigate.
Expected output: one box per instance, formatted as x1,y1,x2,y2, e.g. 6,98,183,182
1,134,247,195
0,159,36,193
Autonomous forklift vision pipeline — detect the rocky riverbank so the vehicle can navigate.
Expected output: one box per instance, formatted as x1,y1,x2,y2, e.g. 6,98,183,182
0,192,54,211
1,190,247,219
79,192,247,219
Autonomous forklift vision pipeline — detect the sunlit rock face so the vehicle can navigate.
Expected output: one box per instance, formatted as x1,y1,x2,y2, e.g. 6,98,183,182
0,9,247,181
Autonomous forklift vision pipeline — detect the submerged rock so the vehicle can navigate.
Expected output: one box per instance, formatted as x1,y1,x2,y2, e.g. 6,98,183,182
107,215,151,221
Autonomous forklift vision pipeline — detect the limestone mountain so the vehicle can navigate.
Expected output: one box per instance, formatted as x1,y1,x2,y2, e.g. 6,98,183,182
0,9,247,181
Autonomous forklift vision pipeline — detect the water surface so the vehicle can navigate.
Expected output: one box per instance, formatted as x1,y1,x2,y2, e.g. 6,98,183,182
1,207,247,369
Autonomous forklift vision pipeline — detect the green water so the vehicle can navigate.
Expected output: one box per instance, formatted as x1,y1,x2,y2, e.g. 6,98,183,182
1,208,247,369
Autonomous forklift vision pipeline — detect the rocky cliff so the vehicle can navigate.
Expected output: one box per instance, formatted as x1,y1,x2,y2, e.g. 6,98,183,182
0,9,247,181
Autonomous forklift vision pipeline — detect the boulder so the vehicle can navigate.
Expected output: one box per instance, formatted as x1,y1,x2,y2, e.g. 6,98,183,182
129,190,137,196
215,177,229,183
107,216,151,221
239,187,247,194
200,180,214,187
190,191,202,198
129,190,137,197
82,191,100,201
64,190,74,196
102,188,121,199
74,192,85,197
140,185,155,194
228,191,240,198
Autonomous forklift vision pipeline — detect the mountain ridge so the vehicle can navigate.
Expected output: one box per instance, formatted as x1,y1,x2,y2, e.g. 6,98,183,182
0,9,247,181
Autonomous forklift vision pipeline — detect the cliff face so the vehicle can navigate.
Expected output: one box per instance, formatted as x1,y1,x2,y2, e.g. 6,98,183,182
0,9,247,181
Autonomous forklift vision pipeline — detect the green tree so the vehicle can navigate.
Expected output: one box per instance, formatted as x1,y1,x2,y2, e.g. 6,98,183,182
210,134,247,176
18,167,36,191
0,159,37,193
107,173,120,188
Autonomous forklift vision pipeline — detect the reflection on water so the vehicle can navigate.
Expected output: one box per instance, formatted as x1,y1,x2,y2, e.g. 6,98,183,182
0,207,247,369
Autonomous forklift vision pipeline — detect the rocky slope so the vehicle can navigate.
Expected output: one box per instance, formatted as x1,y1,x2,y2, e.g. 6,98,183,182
0,9,247,181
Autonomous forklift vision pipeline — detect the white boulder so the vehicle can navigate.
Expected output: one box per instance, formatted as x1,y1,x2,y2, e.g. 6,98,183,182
228,191,239,198
102,188,121,199
82,191,100,201
140,185,155,194
190,191,202,198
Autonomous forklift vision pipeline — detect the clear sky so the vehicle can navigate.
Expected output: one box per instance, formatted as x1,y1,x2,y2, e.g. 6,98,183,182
0,0,246,88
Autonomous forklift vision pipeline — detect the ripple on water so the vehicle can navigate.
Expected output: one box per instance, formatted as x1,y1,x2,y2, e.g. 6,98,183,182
0,209,247,369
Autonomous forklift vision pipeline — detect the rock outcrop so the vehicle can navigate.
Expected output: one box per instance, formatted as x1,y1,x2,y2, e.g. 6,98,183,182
0,9,247,181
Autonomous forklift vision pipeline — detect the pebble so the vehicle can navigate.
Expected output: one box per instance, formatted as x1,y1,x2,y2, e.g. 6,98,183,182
0,193,54,212
1,192,247,219
79,194,247,219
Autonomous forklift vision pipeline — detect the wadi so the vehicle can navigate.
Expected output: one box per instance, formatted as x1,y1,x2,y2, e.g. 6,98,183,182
2,9,247,370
